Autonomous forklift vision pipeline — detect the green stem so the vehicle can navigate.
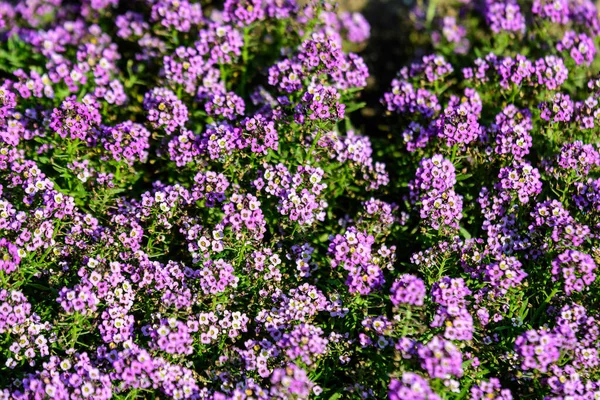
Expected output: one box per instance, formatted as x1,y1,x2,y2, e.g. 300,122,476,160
450,144,458,164
531,286,559,325
220,63,228,90
240,26,251,97
305,129,322,163
426,0,438,29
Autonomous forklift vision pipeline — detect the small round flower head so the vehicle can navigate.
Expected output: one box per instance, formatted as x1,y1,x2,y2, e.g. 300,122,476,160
555,140,600,176
197,24,244,65
417,335,464,379
557,31,596,65
498,54,536,89
163,46,210,95
0,238,20,274
389,373,441,400
0,86,16,120
409,154,456,195
202,85,245,121
328,226,395,295
264,0,298,19
515,328,564,372
533,0,600,34
223,0,265,27
269,363,315,398
390,274,426,306
260,162,328,227
534,56,568,90
573,177,600,217
0,3,15,33
115,11,149,40
402,54,454,83
485,0,526,34
441,16,467,45
539,92,574,123
302,83,345,123
166,128,202,166
532,0,569,24
431,276,473,341
435,103,482,147
470,378,513,400
484,255,527,291
150,0,203,32
143,87,189,134
409,155,463,231
102,121,151,165
551,250,597,295
419,188,463,231
400,122,434,152
495,162,543,204
382,80,440,118
268,32,368,94
49,96,102,142
491,105,533,159
339,12,370,43
239,113,278,154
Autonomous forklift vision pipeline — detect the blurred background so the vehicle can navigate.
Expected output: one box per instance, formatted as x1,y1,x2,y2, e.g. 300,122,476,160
337,0,600,139
337,0,419,138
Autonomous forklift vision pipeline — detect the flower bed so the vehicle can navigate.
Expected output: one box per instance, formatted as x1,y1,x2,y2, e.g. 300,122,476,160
0,0,599,399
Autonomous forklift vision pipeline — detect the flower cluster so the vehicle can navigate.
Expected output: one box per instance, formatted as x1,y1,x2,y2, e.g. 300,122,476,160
329,226,395,295
102,122,151,165
431,277,474,341
144,87,189,134
390,274,426,307
258,163,328,227
408,155,463,231
389,373,441,400
49,96,101,142
417,335,464,379
557,30,596,65
0,0,600,398
0,238,20,274
490,105,533,159
551,250,597,295
484,0,526,34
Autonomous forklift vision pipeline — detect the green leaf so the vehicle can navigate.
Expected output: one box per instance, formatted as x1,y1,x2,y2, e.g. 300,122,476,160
459,226,472,240
345,101,366,114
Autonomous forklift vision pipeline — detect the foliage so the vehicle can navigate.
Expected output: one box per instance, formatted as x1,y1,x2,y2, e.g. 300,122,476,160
0,0,599,399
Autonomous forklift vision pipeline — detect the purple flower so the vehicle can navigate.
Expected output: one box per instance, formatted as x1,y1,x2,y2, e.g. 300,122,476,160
470,378,513,400
0,238,19,274
150,0,203,32
143,87,188,134
490,105,533,159
223,0,265,27
485,0,526,34
551,250,597,295
391,274,426,307
557,31,596,65
389,373,441,400
417,335,464,379
409,155,463,232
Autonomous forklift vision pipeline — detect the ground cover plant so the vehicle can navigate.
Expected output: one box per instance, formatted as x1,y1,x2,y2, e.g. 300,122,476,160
0,0,599,398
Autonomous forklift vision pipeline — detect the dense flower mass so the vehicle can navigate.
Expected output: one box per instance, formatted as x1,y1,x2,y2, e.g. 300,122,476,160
0,0,600,399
